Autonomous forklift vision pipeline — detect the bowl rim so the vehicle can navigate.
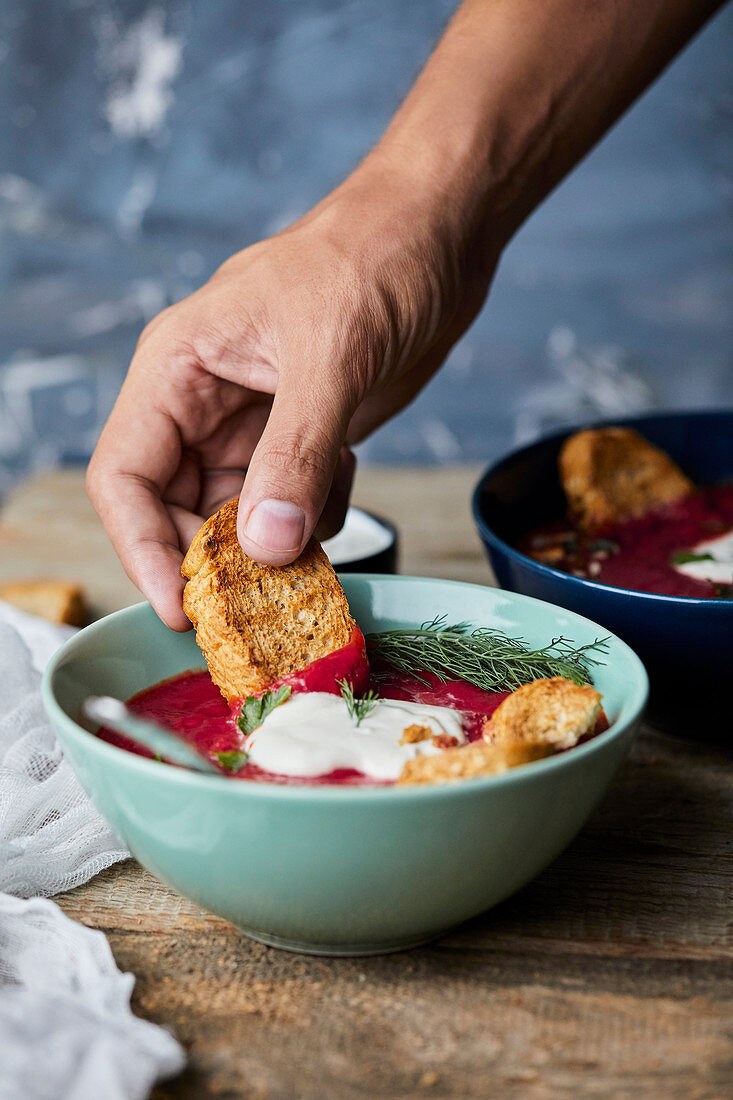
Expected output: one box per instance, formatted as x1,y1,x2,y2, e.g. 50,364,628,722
472,409,733,610
41,575,648,802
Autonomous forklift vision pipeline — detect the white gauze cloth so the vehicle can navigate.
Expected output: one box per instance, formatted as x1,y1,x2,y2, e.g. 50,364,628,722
0,602,185,1098
0,894,185,1100
0,603,128,896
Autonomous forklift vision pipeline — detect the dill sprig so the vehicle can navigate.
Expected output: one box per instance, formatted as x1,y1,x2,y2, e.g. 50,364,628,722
337,679,380,726
366,615,608,692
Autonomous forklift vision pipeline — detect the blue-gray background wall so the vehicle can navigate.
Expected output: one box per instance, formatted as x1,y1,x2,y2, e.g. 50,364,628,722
1,1,731,492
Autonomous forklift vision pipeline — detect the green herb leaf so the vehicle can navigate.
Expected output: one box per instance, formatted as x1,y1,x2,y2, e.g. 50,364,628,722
215,749,249,772
237,685,292,737
153,753,163,762
337,679,379,727
670,551,715,566
366,615,608,691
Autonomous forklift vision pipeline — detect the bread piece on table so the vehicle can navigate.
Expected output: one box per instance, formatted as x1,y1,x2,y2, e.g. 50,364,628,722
559,427,693,532
398,738,552,786
0,579,88,627
483,676,602,753
181,499,356,702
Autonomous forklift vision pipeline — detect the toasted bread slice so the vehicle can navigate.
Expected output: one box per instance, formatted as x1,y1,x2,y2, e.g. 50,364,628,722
559,427,693,532
399,675,601,786
483,676,602,753
398,738,552,786
181,500,356,702
0,579,88,627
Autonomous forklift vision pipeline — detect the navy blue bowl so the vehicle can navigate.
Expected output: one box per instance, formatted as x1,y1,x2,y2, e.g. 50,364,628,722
472,410,733,739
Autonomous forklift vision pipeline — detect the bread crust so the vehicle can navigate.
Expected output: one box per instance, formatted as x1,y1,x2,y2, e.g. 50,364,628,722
399,723,433,745
0,579,87,627
398,738,552,786
181,500,356,702
483,676,602,752
398,676,602,786
559,427,693,532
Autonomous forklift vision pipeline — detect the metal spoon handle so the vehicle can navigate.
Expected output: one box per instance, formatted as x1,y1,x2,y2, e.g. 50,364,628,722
84,696,221,774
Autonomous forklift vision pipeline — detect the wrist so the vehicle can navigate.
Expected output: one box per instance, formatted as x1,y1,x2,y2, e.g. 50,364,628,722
285,152,491,382
368,131,511,258
318,140,502,294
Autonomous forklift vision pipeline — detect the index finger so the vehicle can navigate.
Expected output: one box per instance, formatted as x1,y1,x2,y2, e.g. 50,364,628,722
86,391,191,631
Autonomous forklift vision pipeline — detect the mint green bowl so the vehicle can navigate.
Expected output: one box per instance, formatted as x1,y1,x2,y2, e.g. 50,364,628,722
42,576,647,956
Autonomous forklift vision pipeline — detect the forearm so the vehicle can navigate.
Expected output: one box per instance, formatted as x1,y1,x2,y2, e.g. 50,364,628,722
365,0,722,252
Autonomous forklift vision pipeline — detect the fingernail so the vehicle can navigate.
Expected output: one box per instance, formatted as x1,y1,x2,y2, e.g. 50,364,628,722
243,500,305,553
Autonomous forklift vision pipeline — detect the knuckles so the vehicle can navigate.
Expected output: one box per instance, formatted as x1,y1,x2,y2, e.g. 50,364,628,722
125,209,468,433
254,434,335,483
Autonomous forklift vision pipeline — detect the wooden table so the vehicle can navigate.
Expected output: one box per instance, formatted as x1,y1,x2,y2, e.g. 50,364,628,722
2,469,732,1099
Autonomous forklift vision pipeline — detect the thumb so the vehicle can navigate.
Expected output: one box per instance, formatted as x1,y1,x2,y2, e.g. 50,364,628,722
236,372,353,564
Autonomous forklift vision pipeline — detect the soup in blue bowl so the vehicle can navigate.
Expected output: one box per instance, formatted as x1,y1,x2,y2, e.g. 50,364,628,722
472,410,733,738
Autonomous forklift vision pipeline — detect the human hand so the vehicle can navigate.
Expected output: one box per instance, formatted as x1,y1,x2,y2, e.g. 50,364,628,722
86,155,496,629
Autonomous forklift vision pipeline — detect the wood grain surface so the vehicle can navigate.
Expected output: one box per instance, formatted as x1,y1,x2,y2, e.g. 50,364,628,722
4,468,732,1099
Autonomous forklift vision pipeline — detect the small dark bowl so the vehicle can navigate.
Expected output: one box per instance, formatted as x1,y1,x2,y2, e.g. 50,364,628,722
472,410,733,739
324,507,398,574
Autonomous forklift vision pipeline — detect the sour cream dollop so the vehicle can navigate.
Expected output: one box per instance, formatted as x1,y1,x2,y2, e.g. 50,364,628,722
673,529,733,586
244,692,465,781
